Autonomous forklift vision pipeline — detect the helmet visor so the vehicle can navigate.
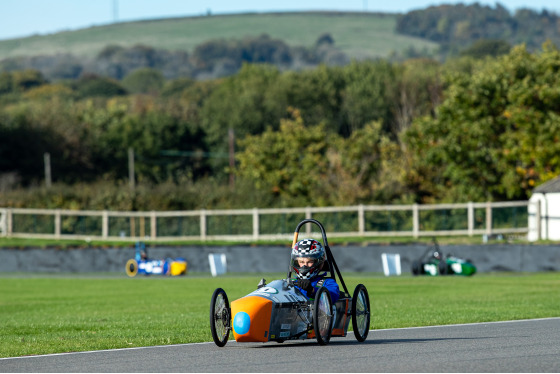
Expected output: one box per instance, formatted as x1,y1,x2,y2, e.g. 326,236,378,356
294,257,318,267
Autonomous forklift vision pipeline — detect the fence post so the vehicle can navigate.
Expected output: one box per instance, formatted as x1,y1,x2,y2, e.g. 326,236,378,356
102,211,109,238
0,208,6,236
358,204,365,236
412,204,419,238
7,208,12,236
130,215,136,238
150,211,157,239
200,209,207,241
486,201,492,235
139,216,146,238
467,202,474,236
252,208,259,241
54,210,61,238
305,207,312,236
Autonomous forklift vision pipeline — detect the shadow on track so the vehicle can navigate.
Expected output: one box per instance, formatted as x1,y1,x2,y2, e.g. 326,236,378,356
233,335,490,349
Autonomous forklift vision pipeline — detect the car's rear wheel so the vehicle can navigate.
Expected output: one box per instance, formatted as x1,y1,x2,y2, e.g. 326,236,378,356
313,287,333,345
125,259,138,277
411,261,421,275
352,284,371,342
210,288,231,347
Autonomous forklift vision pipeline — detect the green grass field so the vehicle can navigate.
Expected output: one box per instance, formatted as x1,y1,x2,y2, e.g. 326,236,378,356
1,272,558,358
0,12,438,60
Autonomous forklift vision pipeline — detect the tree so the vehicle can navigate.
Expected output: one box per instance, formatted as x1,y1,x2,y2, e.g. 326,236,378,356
394,58,442,132
160,77,195,98
341,61,396,136
235,110,332,204
200,64,283,176
329,121,403,204
272,65,346,135
403,43,560,202
316,33,335,47
0,72,14,95
73,74,127,98
459,39,511,59
396,3,560,55
121,68,165,95
11,70,46,92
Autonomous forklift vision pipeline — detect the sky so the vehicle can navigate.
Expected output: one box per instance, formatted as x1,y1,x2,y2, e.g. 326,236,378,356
2,0,560,41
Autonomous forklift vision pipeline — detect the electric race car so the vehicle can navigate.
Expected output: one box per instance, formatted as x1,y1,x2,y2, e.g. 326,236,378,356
210,219,371,347
411,238,476,276
125,242,187,277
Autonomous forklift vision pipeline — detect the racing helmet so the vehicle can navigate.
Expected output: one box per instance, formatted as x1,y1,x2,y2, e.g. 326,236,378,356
291,239,326,279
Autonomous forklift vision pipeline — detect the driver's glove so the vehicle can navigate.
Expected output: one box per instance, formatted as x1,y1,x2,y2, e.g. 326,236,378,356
298,279,314,294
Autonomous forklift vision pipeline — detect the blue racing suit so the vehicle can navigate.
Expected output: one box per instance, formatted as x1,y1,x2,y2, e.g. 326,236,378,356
295,272,340,303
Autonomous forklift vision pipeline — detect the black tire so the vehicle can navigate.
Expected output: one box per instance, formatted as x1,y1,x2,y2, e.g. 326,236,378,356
125,259,138,277
438,260,449,275
411,260,421,276
352,284,371,342
313,287,334,345
210,288,231,347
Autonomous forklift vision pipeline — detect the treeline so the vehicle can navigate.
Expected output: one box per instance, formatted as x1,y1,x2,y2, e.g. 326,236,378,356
2,3,560,84
0,58,437,187
0,33,347,82
397,3,560,54
4,4,560,84
2,43,560,211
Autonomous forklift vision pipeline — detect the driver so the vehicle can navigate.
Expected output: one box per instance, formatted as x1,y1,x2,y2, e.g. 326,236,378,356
291,238,340,303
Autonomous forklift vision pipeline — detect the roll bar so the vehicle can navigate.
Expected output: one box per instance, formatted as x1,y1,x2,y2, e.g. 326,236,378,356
288,219,349,296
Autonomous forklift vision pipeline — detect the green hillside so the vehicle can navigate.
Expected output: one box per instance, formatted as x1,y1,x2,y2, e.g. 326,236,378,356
0,12,438,60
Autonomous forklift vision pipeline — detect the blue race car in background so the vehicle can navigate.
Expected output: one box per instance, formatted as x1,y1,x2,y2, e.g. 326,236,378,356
125,242,187,277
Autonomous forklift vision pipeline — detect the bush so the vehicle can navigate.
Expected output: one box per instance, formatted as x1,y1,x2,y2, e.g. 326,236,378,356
121,68,164,95
74,75,127,98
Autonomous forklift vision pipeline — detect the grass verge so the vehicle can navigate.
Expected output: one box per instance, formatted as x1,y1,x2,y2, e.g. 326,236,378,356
0,272,559,358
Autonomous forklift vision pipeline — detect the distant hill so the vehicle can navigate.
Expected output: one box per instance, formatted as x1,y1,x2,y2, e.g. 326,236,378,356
0,12,438,61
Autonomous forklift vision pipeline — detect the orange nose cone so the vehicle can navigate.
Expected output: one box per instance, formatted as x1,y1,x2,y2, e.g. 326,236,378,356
231,296,273,342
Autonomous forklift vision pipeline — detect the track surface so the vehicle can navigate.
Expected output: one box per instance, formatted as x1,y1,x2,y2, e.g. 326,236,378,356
2,318,559,372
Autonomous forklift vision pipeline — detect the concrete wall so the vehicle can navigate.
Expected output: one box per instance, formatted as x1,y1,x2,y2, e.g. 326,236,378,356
1,244,559,274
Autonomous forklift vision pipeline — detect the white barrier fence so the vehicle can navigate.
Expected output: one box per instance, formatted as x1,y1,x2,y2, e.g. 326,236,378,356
0,201,533,241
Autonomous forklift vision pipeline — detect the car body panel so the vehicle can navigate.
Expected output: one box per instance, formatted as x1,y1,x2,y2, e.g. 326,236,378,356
230,278,351,343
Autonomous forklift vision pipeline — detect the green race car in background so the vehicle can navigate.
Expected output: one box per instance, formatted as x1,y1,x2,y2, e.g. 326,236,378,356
412,239,476,276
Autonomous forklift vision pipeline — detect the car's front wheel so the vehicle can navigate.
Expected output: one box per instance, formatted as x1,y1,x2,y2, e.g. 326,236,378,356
313,287,333,345
210,288,231,347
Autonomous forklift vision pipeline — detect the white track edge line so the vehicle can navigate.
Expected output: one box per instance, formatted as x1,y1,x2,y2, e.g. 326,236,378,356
373,316,560,331
0,341,214,360
2,317,559,360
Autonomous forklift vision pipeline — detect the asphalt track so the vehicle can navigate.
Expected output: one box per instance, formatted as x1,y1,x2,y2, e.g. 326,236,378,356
1,318,559,372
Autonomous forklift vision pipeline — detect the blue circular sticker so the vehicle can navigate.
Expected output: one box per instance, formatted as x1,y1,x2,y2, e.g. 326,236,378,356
233,312,251,335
